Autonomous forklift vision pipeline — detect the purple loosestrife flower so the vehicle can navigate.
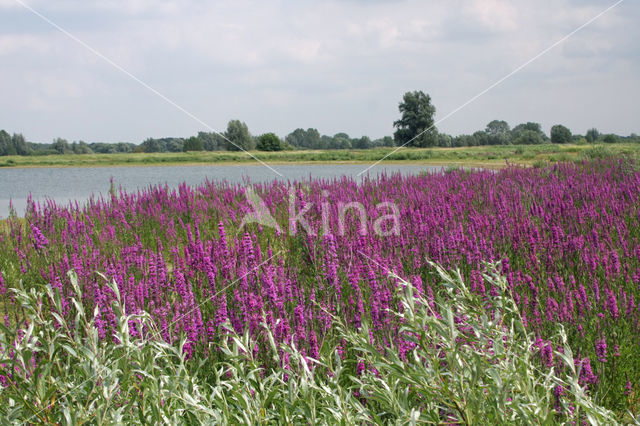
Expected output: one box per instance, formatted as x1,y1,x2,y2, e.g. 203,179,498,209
541,341,554,368
0,271,5,295
605,288,619,320
29,223,49,250
348,272,364,329
595,337,607,363
308,330,319,360
323,234,340,298
592,280,600,303
577,283,589,310
576,357,598,388
554,385,564,413
546,297,559,322
611,251,621,276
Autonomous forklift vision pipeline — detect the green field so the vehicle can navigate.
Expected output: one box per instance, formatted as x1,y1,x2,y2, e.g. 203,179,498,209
0,143,638,169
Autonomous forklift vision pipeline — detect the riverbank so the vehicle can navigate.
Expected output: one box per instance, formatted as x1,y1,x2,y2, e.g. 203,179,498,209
1,143,637,169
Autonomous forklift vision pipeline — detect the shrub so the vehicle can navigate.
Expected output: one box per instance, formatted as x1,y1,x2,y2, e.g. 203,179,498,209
256,133,284,151
583,146,614,160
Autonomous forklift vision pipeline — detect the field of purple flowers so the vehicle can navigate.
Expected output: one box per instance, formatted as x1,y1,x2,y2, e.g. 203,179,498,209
1,159,639,414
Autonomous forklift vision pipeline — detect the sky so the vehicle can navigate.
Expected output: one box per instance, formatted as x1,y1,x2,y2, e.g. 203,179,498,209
0,0,638,144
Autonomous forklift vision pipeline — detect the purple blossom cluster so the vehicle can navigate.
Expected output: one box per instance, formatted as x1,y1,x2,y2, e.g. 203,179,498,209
0,159,638,407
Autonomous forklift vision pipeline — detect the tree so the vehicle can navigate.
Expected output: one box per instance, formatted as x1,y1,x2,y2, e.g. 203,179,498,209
285,128,320,149
256,133,283,151
550,125,572,144
198,132,226,151
329,135,351,149
167,139,185,152
140,138,161,153
437,133,452,147
0,130,15,156
353,136,371,149
183,136,203,152
513,130,544,145
71,141,93,154
285,128,306,148
52,138,72,154
381,136,394,147
485,120,510,145
318,135,332,150
452,135,473,147
603,134,617,144
585,128,600,143
471,131,489,146
225,120,253,151
12,133,29,155
393,91,437,147
304,128,321,149
511,122,546,144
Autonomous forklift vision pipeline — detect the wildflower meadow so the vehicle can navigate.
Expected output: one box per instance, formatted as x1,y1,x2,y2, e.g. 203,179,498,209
0,159,639,423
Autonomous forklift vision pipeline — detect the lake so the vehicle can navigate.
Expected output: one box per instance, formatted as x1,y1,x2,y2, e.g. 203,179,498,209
0,163,443,218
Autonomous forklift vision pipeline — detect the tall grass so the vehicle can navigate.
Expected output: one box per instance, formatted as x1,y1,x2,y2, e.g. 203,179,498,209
0,263,623,424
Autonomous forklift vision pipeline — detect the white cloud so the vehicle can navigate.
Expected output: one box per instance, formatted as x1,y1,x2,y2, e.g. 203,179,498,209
0,0,637,142
463,0,518,32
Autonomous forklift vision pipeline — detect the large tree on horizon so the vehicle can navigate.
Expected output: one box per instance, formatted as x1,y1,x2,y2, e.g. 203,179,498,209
393,91,437,148
550,124,572,144
225,120,254,151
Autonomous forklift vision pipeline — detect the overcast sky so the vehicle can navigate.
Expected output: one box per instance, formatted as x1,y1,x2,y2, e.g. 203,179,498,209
0,0,638,143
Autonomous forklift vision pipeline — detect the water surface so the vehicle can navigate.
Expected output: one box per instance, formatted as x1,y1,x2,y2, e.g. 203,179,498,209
0,163,442,218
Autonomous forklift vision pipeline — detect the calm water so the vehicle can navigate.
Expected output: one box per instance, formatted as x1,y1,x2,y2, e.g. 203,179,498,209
0,163,442,218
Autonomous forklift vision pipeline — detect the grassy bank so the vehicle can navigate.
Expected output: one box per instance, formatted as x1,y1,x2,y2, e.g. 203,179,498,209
0,143,638,168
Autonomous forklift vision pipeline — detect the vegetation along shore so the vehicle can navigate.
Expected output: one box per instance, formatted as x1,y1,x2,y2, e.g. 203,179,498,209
1,143,638,169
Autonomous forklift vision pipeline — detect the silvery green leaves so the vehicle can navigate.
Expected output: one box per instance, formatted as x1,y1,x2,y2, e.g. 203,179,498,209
0,264,620,424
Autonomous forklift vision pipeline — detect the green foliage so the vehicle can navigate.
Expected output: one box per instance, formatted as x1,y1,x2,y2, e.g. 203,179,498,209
11,134,30,155
285,128,321,149
583,146,614,160
0,130,15,156
514,129,545,145
485,120,511,145
197,132,226,151
342,263,619,424
140,137,184,153
574,137,588,145
603,134,618,144
352,136,371,149
71,141,94,154
52,138,73,155
437,133,452,147
0,273,219,424
551,124,572,144
89,142,136,154
0,265,621,424
183,136,204,152
380,136,395,147
512,122,546,143
586,128,600,143
393,90,437,147
329,134,352,150
225,120,254,151
256,133,283,151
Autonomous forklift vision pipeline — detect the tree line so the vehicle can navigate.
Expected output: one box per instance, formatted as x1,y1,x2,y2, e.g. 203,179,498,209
1,91,637,156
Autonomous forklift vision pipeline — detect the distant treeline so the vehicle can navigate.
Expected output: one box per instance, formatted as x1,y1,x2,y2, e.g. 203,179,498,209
1,120,638,157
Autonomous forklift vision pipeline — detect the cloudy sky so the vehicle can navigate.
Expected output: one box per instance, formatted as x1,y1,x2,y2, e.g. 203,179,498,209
0,0,638,143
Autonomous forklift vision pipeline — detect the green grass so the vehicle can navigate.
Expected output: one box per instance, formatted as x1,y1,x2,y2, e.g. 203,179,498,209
0,143,638,169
